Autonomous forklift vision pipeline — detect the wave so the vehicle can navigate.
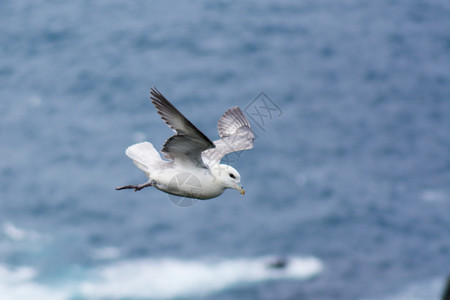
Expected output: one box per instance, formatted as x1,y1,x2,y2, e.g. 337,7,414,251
0,255,322,300
0,266,65,300
79,256,323,299
2,222,41,242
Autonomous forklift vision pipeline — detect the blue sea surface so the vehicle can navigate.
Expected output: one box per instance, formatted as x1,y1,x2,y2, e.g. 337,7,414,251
1,1,450,299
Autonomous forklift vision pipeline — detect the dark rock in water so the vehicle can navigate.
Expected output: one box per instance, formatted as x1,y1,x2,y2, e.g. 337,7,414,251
442,276,450,300
267,257,288,269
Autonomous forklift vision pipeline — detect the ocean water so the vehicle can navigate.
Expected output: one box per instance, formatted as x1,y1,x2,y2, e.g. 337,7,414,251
1,0,450,299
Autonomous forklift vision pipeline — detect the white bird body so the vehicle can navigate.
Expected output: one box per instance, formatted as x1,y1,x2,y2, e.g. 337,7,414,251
126,141,235,199
116,88,255,200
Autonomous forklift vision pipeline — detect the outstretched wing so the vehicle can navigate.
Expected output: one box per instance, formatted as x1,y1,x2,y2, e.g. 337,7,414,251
202,106,254,167
150,88,215,168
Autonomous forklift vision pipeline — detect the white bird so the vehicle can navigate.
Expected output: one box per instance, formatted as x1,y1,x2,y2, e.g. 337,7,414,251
116,88,255,200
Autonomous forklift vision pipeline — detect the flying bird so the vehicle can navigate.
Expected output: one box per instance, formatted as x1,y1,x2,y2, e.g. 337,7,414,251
116,88,255,200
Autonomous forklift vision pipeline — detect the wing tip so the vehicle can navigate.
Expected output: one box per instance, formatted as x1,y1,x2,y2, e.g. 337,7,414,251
150,87,165,106
217,105,253,138
148,87,216,162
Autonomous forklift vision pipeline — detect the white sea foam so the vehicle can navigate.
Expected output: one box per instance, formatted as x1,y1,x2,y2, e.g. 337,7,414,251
0,256,322,300
0,265,65,300
2,222,41,242
79,256,323,299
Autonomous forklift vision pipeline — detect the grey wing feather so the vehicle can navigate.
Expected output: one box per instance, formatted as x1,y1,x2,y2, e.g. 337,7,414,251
217,106,252,138
150,88,215,167
202,106,255,166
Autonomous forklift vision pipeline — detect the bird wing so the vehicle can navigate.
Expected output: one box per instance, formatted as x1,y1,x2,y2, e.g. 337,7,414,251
150,88,215,168
202,106,255,167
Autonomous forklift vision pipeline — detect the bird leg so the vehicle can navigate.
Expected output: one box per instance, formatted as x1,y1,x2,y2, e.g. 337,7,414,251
116,180,154,192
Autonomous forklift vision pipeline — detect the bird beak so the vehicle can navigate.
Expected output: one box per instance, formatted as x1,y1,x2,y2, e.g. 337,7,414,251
235,184,245,195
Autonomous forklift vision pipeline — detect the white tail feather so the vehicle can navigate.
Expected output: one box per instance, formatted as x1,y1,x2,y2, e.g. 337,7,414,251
125,142,161,174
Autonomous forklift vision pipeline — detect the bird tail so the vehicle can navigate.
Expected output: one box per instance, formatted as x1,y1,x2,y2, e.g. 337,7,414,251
125,142,161,175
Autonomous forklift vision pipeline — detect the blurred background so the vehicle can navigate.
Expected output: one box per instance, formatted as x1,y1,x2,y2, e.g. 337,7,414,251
1,0,449,299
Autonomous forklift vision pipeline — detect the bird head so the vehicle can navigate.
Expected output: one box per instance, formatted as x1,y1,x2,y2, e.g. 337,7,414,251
212,164,245,195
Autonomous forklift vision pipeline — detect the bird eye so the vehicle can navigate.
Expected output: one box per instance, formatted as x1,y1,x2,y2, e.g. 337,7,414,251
229,173,236,179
